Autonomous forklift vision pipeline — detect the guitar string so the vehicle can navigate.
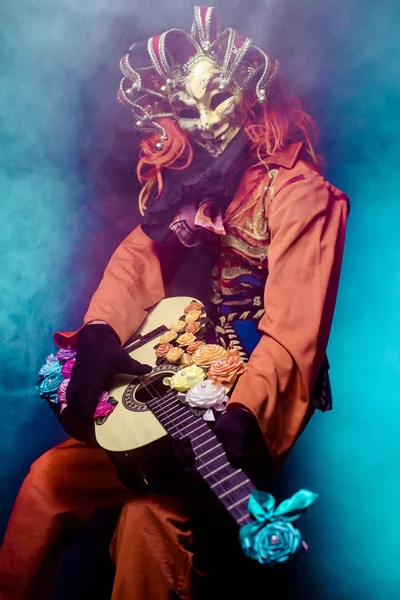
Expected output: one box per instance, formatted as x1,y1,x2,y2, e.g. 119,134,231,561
135,373,228,469
135,373,192,438
118,318,253,522
130,374,253,524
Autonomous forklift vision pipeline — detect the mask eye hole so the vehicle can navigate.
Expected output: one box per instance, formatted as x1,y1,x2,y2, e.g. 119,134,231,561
210,91,233,111
178,108,200,119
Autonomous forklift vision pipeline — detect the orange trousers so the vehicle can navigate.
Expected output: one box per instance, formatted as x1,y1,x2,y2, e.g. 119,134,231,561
0,439,198,600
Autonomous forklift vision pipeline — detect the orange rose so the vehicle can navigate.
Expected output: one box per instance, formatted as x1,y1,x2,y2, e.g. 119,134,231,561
156,343,173,359
186,340,205,355
207,355,246,385
159,330,178,344
192,344,226,368
183,301,204,315
166,347,184,364
176,333,196,347
170,320,186,333
186,321,202,335
185,309,202,325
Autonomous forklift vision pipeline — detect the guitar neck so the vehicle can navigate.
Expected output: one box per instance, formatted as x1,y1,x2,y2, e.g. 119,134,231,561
147,391,254,526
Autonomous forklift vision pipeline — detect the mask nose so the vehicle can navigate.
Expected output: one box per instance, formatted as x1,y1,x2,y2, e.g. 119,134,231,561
199,108,220,134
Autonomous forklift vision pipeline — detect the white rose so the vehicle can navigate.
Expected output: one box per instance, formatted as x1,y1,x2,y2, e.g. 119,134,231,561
182,380,228,421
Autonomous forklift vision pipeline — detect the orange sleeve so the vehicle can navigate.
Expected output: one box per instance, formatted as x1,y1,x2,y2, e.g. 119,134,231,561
228,167,349,459
54,225,165,347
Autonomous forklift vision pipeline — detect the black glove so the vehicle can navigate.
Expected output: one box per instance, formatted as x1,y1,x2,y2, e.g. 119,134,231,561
172,436,196,471
66,324,152,419
213,407,261,468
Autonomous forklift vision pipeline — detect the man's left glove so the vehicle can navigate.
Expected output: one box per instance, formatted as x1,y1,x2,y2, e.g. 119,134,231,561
213,407,262,468
66,323,152,419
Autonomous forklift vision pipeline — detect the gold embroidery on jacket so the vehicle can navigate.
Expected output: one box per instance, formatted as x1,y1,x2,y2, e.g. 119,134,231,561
221,266,255,279
220,235,269,262
229,204,269,242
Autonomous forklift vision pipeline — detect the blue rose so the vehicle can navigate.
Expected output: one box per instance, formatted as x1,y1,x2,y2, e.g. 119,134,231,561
240,520,302,566
36,372,64,401
38,355,62,378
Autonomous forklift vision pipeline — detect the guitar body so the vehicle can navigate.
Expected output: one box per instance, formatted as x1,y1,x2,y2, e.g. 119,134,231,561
93,296,199,490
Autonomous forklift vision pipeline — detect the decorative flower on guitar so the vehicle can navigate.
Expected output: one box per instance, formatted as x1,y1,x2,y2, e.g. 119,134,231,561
185,321,202,335
159,330,179,344
208,355,246,387
55,346,77,363
192,344,226,368
38,355,62,378
37,349,117,420
245,521,302,566
156,343,173,359
239,489,318,567
182,379,228,421
186,340,205,354
57,378,70,404
183,301,204,314
185,309,202,325
163,365,206,392
93,392,115,419
36,372,64,402
176,333,196,347
166,347,184,363
170,320,186,333
61,358,75,379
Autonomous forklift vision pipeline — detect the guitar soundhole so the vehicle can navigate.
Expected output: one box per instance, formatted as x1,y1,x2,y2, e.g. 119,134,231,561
122,370,176,412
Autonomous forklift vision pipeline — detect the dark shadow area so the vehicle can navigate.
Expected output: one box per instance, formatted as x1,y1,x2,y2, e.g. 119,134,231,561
53,508,119,600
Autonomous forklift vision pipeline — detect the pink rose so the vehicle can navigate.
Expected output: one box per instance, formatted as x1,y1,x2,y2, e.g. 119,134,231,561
61,358,75,379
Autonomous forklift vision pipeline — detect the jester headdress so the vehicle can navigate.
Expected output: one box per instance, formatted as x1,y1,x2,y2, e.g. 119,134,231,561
118,5,279,154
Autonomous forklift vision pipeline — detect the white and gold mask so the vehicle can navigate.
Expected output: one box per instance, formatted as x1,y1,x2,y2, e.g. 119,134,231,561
171,57,245,157
118,6,279,154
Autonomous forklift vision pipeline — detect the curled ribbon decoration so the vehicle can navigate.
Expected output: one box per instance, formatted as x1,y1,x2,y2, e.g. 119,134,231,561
239,489,318,566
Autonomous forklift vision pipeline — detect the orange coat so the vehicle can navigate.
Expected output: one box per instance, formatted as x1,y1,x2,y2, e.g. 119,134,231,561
55,143,349,461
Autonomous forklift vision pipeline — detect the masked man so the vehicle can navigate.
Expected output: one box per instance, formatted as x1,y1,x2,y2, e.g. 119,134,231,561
0,6,349,599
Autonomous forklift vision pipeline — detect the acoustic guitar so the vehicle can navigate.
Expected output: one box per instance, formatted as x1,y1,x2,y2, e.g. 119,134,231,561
92,296,255,527
46,296,316,566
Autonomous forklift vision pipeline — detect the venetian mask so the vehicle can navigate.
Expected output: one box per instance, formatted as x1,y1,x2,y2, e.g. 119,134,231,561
118,7,279,157
171,56,246,157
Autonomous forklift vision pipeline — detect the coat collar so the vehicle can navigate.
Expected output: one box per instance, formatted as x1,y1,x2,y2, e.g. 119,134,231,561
265,142,304,169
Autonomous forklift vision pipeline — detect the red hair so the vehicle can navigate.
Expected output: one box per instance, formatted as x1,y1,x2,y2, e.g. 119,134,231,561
243,80,320,168
137,119,193,215
136,79,319,213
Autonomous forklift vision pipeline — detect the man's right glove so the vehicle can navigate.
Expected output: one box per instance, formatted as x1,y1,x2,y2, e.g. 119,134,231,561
213,407,262,468
66,323,152,419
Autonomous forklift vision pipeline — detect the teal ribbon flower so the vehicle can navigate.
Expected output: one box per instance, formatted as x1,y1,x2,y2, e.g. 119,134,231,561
38,355,62,378
36,372,64,401
239,489,318,566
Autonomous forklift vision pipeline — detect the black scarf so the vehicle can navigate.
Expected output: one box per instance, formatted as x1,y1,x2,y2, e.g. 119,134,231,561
141,130,256,244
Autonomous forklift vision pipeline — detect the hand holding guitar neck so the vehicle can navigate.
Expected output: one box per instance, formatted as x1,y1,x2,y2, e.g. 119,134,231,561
213,407,262,468
66,323,152,419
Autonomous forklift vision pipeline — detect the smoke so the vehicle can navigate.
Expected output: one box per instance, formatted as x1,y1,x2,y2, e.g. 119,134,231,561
1,1,400,597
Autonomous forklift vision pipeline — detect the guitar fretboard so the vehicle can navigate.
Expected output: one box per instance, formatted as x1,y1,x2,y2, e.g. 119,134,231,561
147,390,254,526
